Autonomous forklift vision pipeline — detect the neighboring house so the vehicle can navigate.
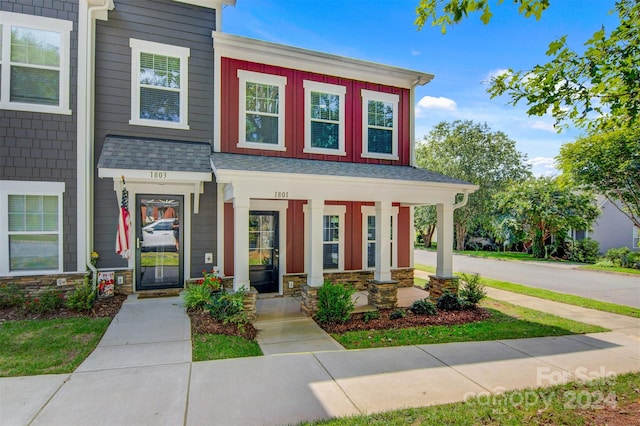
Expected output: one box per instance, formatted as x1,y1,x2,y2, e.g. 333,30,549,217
2,0,477,312
571,196,639,253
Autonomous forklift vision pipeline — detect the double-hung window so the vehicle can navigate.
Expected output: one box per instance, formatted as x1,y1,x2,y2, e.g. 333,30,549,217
633,227,639,249
0,12,72,114
1,181,64,275
321,205,346,271
303,80,346,155
361,89,399,160
237,70,287,151
129,39,190,129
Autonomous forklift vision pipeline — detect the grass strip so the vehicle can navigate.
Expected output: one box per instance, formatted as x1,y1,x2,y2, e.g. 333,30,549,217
415,264,640,318
192,334,262,361
303,372,640,425
331,299,607,349
580,264,640,275
0,317,111,377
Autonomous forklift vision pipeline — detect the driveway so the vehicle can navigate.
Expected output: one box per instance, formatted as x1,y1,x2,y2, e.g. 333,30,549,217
414,249,640,308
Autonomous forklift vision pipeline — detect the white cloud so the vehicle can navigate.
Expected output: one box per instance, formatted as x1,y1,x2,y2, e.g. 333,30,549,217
529,120,557,133
527,156,558,177
411,49,420,56
415,96,457,115
484,68,509,82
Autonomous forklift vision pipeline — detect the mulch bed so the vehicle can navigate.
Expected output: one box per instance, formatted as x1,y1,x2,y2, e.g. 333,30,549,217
318,307,491,334
0,294,127,322
188,309,258,340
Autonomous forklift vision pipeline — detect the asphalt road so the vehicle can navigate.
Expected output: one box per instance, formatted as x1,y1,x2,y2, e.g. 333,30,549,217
414,249,640,308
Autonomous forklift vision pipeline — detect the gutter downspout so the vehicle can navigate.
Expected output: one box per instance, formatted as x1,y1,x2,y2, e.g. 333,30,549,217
78,0,114,289
452,190,470,210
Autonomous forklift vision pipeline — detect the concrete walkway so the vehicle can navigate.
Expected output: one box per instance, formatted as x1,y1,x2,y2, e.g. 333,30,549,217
1,287,639,425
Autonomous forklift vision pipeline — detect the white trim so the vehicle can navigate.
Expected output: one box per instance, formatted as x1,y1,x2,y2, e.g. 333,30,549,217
213,32,434,89
237,69,287,151
0,180,65,275
361,205,399,270
303,80,346,156
0,12,72,114
216,183,225,275
361,89,399,161
129,39,190,130
322,205,346,272
250,199,288,294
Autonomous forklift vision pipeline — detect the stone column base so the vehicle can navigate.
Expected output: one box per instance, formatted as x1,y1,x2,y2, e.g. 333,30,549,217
428,275,459,301
242,286,258,322
301,285,319,316
367,280,398,309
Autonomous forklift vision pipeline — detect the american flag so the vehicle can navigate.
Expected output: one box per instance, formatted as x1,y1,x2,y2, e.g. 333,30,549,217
116,179,131,260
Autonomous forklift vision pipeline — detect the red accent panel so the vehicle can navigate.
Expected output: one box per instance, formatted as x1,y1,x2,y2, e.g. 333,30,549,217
224,203,235,276
287,200,306,273
397,206,411,268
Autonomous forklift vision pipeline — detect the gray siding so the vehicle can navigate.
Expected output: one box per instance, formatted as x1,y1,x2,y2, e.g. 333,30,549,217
93,0,217,270
591,199,638,253
190,181,217,277
0,0,79,271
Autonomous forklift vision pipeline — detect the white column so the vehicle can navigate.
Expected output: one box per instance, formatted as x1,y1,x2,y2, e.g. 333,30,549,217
307,198,325,287
233,197,250,291
375,200,392,282
436,202,454,277
409,205,415,268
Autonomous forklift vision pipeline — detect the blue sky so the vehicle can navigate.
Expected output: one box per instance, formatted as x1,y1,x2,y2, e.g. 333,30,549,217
223,0,619,176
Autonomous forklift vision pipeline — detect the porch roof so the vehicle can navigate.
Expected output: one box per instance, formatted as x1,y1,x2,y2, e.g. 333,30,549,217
210,152,473,186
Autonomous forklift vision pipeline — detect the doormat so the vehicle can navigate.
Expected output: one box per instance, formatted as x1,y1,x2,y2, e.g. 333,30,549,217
137,289,181,299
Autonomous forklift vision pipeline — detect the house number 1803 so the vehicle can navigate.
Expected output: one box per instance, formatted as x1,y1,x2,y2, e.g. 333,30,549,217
150,171,167,179
274,191,289,199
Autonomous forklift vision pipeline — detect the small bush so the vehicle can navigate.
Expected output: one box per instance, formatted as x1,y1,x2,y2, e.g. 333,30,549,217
315,281,356,324
24,289,66,313
436,292,462,311
566,238,600,263
459,273,487,307
184,283,215,311
66,282,96,312
389,309,406,320
410,298,437,316
604,247,639,269
206,289,248,329
0,283,25,308
362,310,380,323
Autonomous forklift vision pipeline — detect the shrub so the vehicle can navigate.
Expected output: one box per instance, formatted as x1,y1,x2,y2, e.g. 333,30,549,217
206,289,249,329
389,309,406,320
66,282,96,312
362,310,380,323
410,298,437,316
0,283,25,308
436,292,462,311
184,283,214,311
566,238,600,263
604,247,638,268
24,289,66,314
458,273,487,307
315,281,356,324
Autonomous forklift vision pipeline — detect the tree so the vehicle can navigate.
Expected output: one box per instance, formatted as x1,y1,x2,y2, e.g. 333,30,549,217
557,127,640,228
494,177,600,258
415,120,531,250
415,0,640,132
414,205,437,248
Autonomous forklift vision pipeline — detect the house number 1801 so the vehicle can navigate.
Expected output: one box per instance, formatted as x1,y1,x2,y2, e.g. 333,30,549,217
274,191,289,199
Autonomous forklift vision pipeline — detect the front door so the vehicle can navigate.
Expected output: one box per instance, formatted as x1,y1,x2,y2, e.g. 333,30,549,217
249,211,279,293
136,195,183,290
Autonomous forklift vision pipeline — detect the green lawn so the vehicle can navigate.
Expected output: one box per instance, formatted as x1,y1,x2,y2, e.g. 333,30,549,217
414,264,640,318
581,264,640,275
304,372,640,425
0,317,112,377
192,334,262,361
331,299,607,349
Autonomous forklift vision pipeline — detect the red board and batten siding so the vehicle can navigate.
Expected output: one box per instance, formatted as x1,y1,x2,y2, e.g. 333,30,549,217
220,58,412,165
223,201,411,278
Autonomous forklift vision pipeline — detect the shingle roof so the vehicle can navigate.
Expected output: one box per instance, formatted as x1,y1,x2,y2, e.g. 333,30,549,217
211,152,473,186
97,135,212,173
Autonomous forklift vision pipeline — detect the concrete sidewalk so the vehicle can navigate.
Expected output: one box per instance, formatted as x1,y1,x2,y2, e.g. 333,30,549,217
2,288,639,425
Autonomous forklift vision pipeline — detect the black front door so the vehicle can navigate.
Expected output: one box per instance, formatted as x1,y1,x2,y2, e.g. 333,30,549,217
136,195,183,290
249,211,279,293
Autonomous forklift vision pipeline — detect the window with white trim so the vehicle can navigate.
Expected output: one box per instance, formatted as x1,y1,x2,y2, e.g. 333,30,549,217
237,70,287,151
361,205,399,269
361,89,399,160
0,12,72,114
303,80,346,155
322,205,346,270
1,181,64,275
633,227,639,249
129,39,190,129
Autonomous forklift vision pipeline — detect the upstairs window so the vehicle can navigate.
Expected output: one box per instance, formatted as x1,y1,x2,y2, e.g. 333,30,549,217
361,89,399,160
237,70,287,151
303,80,346,155
129,39,190,129
0,12,72,114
